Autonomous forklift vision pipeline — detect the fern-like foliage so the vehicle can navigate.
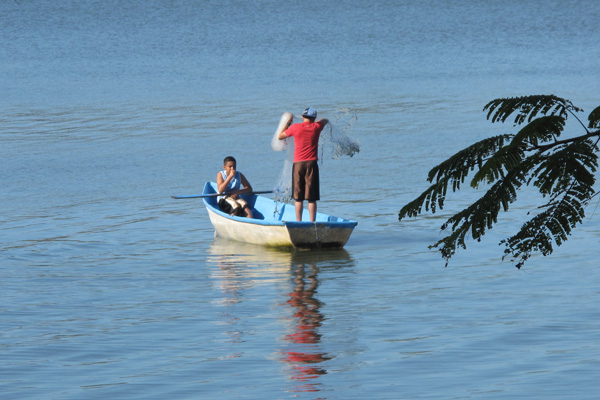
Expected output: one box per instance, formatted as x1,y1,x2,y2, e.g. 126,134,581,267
432,158,537,266
532,139,598,196
484,95,581,125
399,135,512,219
502,183,593,268
503,139,598,268
399,95,600,268
589,106,600,129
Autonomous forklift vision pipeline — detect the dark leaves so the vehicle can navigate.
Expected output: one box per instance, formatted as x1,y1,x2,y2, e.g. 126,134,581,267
430,158,534,266
400,95,599,268
589,106,600,129
501,182,591,267
398,135,512,220
483,95,581,125
532,139,598,196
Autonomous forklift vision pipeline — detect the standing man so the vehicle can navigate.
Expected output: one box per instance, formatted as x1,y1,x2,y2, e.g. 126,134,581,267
278,107,329,222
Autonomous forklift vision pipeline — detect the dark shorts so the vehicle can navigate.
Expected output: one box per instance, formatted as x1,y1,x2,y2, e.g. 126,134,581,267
218,196,249,216
292,161,320,202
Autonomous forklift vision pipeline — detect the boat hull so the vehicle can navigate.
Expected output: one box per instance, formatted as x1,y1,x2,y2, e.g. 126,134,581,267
206,207,293,247
202,182,357,248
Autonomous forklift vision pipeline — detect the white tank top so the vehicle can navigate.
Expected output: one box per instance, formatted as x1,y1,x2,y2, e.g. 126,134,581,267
218,170,241,201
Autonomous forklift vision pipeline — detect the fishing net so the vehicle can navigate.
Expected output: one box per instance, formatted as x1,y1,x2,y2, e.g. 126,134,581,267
272,108,360,204
271,111,292,152
319,107,360,160
273,139,295,203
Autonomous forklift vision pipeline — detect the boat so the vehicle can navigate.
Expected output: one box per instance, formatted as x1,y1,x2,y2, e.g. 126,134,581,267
201,182,357,248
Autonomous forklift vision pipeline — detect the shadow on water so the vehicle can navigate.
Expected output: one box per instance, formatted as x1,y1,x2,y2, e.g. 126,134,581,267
206,237,354,395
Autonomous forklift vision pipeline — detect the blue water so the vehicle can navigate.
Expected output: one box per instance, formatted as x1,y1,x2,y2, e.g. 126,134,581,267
2,1,600,399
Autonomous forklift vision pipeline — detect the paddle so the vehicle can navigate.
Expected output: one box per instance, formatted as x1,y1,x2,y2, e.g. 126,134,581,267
171,190,273,200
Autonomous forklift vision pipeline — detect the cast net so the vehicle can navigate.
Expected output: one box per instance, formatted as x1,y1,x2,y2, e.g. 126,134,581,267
271,108,360,204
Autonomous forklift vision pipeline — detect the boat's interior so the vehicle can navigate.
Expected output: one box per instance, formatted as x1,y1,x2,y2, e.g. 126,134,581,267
203,182,286,222
203,182,348,223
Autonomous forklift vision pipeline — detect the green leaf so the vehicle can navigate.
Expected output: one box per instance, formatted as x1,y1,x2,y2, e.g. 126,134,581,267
483,95,580,125
470,145,524,188
398,179,448,220
511,115,566,146
399,134,511,221
400,95,600,268
431,159,534,264
501,183,593,268
588,106,600,129
428,134,512,186
532,139,598,196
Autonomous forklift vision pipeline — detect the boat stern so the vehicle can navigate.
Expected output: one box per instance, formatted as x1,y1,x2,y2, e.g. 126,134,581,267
284,220,357,248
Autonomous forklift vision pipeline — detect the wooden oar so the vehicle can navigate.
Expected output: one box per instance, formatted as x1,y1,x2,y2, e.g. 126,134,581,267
171,190,273,200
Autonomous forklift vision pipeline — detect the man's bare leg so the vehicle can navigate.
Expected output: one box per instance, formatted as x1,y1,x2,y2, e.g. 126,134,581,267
295,201,303,221
308,201,317,222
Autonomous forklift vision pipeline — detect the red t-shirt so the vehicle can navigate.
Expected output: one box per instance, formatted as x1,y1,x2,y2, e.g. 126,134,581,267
285,120,327,162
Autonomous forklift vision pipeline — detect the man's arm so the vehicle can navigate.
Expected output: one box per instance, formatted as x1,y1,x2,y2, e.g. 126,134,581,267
277,123,291,139
317,118,329,127
277,114,293,140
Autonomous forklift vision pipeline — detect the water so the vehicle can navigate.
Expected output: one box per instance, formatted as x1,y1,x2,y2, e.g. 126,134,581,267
2,0,600,399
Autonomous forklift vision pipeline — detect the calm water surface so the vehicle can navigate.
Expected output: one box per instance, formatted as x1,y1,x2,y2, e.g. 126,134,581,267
2,1,600,399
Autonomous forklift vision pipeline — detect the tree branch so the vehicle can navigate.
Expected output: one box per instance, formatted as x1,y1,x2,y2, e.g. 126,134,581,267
566,107,591,134
527,129,600,152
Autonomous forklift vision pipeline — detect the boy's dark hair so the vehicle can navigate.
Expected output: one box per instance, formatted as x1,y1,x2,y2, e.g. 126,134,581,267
223,156,236,164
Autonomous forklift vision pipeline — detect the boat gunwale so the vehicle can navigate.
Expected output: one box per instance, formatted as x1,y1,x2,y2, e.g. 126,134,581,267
204,202,286,227
201,182,358,229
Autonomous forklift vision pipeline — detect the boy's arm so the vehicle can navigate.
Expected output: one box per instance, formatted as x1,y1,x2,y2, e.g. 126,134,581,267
239,173,253,194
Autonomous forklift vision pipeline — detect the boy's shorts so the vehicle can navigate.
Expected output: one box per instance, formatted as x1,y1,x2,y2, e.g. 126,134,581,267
292,161,320,202
218,196,249,216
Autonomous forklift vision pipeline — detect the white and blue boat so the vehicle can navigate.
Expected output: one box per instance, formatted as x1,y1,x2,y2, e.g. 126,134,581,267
201,182,357,248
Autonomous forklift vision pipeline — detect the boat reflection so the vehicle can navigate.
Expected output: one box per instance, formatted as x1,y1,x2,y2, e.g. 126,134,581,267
283,262,329,392
207,237,292,306
282,248,352,394
207,236,294,270
207,237,353,394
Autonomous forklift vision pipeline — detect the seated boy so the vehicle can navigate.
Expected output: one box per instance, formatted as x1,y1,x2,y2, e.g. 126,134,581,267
217,156,253,218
